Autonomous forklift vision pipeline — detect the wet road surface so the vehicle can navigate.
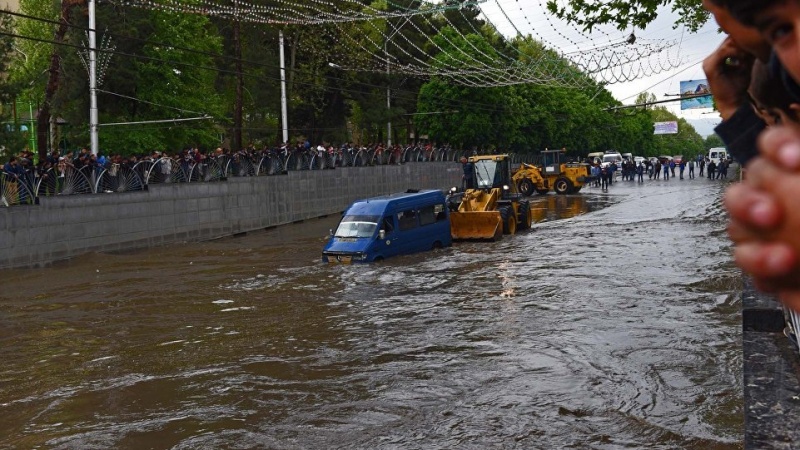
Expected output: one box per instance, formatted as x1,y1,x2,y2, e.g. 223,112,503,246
0,175,743,449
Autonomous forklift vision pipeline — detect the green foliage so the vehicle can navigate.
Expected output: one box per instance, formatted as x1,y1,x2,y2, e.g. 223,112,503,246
0,13,27,158
545,0,709,32
704,133,724,149
5,0,708,157
415,25,660,158
55,7,225,153
645,104,705,158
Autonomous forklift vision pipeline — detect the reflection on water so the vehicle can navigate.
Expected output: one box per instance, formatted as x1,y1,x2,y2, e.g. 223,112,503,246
0,181,742,449
528,193,618,223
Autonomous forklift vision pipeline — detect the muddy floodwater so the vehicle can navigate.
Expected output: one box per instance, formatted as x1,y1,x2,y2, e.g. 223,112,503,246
0,177,743,449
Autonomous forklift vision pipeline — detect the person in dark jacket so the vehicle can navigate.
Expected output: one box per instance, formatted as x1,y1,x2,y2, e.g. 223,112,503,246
460,156,475,190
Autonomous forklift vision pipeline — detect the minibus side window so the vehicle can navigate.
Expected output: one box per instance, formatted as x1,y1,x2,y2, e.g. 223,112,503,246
434,203,447,222
382,216,395,234
398,210,418,231
419,205,436,226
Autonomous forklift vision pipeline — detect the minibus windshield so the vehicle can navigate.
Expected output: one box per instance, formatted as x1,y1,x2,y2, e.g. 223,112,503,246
334,215,380,238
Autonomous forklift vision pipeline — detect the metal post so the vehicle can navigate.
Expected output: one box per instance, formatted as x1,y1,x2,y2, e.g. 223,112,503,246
29,101,35,152
386,41,391,147
279,30,289,145
88,0,98,156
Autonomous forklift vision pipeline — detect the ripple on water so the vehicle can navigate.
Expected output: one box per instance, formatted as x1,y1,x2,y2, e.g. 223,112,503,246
0,181,744,449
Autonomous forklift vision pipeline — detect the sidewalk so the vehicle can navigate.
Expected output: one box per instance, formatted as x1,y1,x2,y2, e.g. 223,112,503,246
742,278,800,448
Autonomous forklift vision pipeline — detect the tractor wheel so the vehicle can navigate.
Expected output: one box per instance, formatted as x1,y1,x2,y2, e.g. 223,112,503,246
535,188,550,195
518,179,535,196
554,177,573,195
518,201,532,230
500,206,517,235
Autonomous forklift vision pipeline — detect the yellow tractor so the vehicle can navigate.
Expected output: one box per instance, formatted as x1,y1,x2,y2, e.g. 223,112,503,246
447,154,532,240
512,149,594,195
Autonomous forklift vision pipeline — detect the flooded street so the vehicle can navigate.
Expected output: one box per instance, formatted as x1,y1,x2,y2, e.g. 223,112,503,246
0,176,743,449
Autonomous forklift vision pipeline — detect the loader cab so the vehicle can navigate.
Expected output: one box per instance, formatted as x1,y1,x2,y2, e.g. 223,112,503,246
540,149,565,175
471,155,512,191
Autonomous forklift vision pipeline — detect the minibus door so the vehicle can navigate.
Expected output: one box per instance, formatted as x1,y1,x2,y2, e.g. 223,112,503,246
378,214,402,258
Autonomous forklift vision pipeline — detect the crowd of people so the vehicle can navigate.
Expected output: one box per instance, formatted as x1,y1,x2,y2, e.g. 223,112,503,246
0,141,467,202
586,156,733,190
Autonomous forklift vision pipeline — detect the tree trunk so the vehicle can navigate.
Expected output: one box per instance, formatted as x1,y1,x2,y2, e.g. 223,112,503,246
288,30,298,93
37,2,73,159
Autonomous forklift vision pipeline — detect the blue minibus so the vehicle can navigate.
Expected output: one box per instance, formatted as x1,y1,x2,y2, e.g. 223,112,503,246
322,190,452,263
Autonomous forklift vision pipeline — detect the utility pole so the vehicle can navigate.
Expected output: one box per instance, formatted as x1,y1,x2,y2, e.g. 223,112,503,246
279,30,288,145
233,19,243,153
386,41,391,147
88,0,98,155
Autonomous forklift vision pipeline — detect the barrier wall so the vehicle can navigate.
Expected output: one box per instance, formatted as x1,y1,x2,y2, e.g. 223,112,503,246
0,163,462,269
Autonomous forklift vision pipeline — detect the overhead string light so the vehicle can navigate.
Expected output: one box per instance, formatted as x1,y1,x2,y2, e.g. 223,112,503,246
116,0,598,87
113,0,684,88
481,0,684,85
115,0,490,25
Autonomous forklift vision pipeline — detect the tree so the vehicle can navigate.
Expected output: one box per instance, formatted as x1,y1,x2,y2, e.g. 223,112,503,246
704,134,724,149
545,0,709,33
0,13,26,159
52,6,226,153
647,104,705,158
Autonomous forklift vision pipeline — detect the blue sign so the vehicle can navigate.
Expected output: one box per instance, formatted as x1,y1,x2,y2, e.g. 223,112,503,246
679,79,713,110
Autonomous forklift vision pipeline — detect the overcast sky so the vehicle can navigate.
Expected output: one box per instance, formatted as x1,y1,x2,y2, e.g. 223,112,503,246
477,1,725,136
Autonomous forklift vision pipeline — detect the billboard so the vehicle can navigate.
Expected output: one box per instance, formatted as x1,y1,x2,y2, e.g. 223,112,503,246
654,121,678,135
679,79,713,110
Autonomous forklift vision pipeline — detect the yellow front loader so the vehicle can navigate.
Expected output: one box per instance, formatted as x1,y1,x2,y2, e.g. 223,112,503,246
447,155,532,240
512,149,594,195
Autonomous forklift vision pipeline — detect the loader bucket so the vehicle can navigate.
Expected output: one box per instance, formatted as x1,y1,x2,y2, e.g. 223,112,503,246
450,211,503,240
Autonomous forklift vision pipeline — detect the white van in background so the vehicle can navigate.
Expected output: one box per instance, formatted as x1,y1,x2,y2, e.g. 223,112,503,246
601,151,623,168
708,147,727,164
587,151,603,164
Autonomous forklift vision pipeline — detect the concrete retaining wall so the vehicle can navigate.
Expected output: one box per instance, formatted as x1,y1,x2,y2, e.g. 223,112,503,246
0,163,462,269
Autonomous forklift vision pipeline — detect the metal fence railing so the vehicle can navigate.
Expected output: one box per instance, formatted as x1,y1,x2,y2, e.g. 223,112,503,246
1,146,506,207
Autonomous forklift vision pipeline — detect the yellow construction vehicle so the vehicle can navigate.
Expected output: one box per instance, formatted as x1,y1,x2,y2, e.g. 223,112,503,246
447,154,532,240
512,149,594,195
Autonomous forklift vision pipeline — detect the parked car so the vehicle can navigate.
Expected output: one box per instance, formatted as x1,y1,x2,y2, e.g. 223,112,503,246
673,155,683,165
634,156,646,166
